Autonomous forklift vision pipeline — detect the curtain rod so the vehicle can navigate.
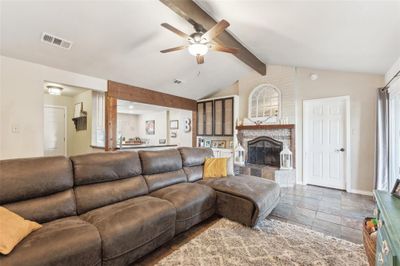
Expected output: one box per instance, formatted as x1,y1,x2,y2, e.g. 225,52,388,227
382,70,400,91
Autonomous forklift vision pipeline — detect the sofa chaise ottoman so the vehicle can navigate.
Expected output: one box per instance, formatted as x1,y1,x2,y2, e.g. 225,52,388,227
179,147,281,227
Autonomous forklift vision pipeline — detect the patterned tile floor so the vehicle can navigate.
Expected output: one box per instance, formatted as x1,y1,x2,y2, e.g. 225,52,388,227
136,184,375,265
270,185,375,243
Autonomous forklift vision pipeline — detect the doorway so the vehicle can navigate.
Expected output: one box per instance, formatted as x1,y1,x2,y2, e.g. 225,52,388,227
44,105,66,156
303,96,350,190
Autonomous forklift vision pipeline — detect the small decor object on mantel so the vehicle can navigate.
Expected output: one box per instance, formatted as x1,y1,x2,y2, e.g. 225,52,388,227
391,179,400,199
280,145,293,170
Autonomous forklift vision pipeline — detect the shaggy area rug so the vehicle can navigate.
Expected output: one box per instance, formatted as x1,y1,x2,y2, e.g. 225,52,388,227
156,218,368,266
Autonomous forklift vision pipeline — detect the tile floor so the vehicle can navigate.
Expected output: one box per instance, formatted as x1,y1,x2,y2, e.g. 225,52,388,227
136,184,375,265
270,185,375,243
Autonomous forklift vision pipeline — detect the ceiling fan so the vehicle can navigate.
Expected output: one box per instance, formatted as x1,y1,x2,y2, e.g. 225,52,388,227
160,19,239,64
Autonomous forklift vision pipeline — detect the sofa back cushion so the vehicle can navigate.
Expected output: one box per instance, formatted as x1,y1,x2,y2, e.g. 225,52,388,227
178,147,213,182
139,149,186,192
0,156,76,223
71,151,148,214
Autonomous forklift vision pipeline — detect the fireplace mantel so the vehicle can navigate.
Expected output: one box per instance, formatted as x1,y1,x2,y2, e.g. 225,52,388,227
236,124,295,130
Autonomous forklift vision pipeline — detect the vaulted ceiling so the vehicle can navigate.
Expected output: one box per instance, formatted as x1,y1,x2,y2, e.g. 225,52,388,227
1,1,399,100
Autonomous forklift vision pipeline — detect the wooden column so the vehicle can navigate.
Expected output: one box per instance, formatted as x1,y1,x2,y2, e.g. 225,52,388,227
105,94,117,151
192,111,197,147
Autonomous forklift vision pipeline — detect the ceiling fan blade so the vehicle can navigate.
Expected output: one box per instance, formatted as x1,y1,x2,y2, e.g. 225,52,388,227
161,23,190,39
210,43,239,54
196,55,204,64
201,19,230,42
160,45,187,53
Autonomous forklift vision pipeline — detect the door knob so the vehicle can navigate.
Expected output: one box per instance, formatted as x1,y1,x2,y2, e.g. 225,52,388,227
336,148,345,152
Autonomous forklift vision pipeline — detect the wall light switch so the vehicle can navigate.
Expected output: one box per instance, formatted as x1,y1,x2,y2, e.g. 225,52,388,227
11,124,20,133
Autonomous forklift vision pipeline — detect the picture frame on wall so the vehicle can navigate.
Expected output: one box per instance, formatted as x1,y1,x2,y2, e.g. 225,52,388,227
145,120,155,135
204,139,211,148
391,179,400,199
217,140,226,148
170,120,179,130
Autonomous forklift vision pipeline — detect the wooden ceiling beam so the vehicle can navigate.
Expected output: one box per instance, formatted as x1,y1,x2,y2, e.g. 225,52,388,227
160,0,266,75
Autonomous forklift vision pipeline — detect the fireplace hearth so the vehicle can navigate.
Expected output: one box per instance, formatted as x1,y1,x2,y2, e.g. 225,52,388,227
247,136,283,167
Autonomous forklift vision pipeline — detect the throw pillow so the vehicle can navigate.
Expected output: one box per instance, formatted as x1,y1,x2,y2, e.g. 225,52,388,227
0,206,42,255
203,157,228,179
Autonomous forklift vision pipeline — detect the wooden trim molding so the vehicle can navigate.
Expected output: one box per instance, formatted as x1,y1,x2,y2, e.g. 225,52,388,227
108,81,197,111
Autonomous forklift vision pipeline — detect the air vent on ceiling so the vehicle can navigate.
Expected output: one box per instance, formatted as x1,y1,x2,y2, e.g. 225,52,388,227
41,32,72,50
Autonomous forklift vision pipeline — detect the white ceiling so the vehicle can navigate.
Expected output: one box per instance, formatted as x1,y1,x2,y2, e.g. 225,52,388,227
2,1,399,101
196,0,400,74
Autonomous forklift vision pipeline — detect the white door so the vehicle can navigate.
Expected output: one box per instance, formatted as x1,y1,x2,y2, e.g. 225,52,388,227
44,106,66,156
303,97,349,190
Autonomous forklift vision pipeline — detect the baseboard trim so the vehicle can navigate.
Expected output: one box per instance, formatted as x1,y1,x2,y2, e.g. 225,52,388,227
347,189,373,196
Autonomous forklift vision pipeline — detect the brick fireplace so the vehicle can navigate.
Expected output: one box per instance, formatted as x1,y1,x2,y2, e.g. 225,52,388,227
235,124,296,187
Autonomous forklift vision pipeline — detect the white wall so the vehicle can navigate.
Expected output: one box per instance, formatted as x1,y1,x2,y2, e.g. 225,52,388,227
0,56,106,159
117,113,140,140
168,109,193,147
137,111,168,145
70,90,93,156
211,65,384,193
296,68,383,193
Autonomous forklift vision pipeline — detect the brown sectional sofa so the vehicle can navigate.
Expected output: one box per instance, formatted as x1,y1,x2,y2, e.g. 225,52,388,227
0,147,280,266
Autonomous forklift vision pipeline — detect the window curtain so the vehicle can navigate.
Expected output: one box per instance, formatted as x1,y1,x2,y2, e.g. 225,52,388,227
375,88,389,191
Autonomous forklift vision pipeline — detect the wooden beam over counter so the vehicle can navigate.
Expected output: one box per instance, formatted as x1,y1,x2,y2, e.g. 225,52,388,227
160,0,266,75
105,80,198,150
108,81,197,111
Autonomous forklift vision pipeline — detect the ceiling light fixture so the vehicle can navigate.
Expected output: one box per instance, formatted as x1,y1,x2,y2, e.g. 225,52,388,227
310,73,319,81
188,43,208,56
129,105,134,109
47,86,63,96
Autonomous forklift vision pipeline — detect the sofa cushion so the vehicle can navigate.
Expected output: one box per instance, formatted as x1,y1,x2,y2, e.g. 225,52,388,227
80,196,176,266
0,156,76,223
139,149,182,175
71,152,148,214
71,151,142,185
178,147,213,182
0,216,101,266
178,147,213,167
200,175,280,226
151,183,216,234
144,169,187,193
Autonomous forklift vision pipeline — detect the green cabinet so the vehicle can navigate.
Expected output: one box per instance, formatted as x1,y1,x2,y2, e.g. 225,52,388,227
374,190,400,266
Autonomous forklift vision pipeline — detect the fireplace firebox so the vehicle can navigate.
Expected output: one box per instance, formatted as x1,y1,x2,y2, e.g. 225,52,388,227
247,136,283,167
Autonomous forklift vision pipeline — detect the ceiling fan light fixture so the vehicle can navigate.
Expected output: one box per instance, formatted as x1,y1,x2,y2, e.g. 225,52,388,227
188,43,208,56
47,86,63,96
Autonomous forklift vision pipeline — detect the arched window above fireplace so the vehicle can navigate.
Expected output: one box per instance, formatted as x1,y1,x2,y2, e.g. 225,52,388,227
248,84,281,121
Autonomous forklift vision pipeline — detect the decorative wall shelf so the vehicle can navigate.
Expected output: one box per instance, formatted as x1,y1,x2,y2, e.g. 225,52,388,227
72,116,87,131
